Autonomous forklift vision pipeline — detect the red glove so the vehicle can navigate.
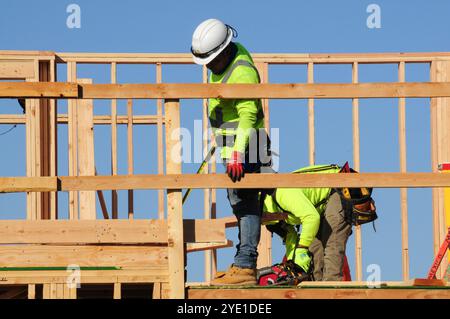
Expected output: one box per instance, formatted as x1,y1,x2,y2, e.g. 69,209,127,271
226,151,245,182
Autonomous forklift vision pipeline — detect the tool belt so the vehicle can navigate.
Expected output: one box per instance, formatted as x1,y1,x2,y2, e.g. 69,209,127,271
340,195,378,227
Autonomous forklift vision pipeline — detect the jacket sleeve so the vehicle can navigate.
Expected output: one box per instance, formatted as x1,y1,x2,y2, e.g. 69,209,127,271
275,188,321,248
230,67,261,153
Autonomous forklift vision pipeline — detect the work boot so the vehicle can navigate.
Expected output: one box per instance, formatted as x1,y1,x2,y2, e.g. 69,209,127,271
210,264,257,286
213,264,235,279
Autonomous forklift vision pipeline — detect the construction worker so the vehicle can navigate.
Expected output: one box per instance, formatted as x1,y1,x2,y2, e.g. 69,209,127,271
261,163,377,282
191,18,271,285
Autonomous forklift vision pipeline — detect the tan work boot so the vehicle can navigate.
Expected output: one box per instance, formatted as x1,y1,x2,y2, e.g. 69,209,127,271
213,265,233,279
210,265,257,286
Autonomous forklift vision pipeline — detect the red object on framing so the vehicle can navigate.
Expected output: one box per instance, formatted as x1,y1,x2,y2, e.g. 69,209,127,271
427,227,450,279
342,255,352,281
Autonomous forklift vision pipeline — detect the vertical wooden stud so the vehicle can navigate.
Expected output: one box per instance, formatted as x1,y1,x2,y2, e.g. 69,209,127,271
156,63,165,220
430,60,450,278
256,62,272,269
49,59,58,220
77,78,96,220
113,283,121,299
352,62,363,281
398,61,409,280
28,284,35,299
165,99,185,299
127,99,134,219
202,65,212,282
308,62,315,165
67,61,78,220
111,62,118,219
33,59,41,221
42,284,50,299
152,282,162,299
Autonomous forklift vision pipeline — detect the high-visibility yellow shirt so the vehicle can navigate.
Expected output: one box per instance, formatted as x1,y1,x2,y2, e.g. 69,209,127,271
263,165,341,250
208,42,265,159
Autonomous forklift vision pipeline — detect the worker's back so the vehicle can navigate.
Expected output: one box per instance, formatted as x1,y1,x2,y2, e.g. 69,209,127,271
263,164,342,224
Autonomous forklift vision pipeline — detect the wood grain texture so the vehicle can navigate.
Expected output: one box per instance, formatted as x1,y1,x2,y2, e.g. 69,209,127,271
0,60,35,79
77,79,96,220
78,82,450,99
0,269,169,284
0,82,77,98
57,172,450,191
4,173,450,193
187,287,450,299
0,245,168,268
164,99,185,299
55,52,450,64
0,177,57,193
0,219,225,244
3,82,450,99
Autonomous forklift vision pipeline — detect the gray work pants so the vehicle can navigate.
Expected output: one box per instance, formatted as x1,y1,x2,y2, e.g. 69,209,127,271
308,192,352,281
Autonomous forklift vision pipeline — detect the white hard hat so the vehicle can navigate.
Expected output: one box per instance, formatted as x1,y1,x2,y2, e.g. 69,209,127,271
191,19,236,65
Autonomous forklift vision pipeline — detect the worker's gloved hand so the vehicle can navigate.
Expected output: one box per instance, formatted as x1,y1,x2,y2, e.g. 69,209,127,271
293,248,311,273
226,151,245,182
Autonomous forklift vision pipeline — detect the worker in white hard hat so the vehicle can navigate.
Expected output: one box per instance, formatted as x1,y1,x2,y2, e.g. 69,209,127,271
191,18,272,285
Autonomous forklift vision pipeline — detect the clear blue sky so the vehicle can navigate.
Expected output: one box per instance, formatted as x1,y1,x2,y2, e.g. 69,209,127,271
1,0,449,282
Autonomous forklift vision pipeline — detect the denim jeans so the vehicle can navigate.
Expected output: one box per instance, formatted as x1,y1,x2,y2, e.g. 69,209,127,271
225,128,272,269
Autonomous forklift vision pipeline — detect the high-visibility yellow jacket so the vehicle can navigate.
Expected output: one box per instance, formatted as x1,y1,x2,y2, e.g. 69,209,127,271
208,42,265,159
263,165,341,260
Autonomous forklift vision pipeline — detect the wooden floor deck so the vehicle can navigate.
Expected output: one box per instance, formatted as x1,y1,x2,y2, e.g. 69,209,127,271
187,281,450,299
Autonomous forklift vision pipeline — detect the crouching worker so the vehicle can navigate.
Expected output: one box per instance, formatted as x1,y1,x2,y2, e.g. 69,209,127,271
260,163,377,284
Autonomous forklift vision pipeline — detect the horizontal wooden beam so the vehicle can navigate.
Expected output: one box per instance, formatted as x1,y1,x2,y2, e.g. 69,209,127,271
0,269,169,284
2,82,450,99
0,82,78,98
0,114,162,125
0,177,57,193
80,82,450,99
187,287,450,299
0,219,225,244
0,245,168,268
54,51,450,64
2,173,450,193
59,173,450,190
186,240,233,253
0,60,34,79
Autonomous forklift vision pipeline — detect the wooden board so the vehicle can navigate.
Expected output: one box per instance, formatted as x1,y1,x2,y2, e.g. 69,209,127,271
398,62,410,280
0,269,169,284
0,60,34,79
4,82,450,99
111,62,118,219
0,177,57,193
187,287,450,299
352,61,362,281
4,173,450,193
164,99,185,299
156,63,165,220
0,245,168,268
187,240,233,253
77,79,96,220
57,172,450,191
0,219,226,244
0,82,77,98
76,82,450,99
55,51,450,64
